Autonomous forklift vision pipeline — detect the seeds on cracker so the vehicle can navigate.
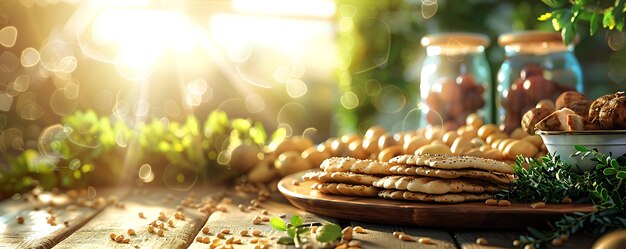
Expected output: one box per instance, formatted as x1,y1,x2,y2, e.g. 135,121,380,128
497,200,511,206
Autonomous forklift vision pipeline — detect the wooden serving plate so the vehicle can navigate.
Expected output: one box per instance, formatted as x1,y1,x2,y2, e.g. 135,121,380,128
278,171,595,229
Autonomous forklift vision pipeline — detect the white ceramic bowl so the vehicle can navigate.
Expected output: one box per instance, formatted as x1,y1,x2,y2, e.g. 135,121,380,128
537,130,626,171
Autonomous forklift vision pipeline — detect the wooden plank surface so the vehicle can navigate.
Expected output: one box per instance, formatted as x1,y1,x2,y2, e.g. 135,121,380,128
188,188,338,249
53,187,214,249
453,230,596,249
0,187,123,249
350,222,457,249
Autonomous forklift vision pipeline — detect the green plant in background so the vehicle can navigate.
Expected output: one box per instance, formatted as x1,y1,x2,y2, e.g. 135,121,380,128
0,109,284,198
539,0,625,43
500,147,626,248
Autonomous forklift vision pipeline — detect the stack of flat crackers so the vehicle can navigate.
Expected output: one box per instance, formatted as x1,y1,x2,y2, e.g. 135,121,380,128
302,154,515,203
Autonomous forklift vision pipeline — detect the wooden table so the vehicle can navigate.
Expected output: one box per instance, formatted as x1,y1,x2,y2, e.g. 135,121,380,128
0,185,597,249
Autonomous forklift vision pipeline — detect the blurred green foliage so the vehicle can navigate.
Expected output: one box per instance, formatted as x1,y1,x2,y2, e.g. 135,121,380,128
0,110,284,198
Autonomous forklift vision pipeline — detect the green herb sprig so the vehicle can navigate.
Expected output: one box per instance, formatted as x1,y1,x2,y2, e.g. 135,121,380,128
501,146,626,248
270,214,342,247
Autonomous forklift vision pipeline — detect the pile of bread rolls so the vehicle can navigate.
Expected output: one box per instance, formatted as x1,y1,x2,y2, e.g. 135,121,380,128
235,114,546,184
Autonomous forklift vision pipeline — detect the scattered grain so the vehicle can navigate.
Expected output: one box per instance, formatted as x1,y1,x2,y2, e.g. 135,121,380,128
291,180,300,186
202,236,211,244
484,199,498,206
262,210,268,215
202,226,210,234
418,237,432,244
476,237,488,245
279,213,286,218
524,244,536,249
353,226,365,233
240,230,249,236
221,229,230,234
115,235,124,243
128,229,135,235
497,200,511,206
196,236,202,242
16,216,24,224
252,230,262,236
123,238,130,243
392,232,403,238
110,233,116,240
217,232,225,239
157,229,164,237
530,201,546,208
551,238,563,247
399,234,414,241
261,217,269,222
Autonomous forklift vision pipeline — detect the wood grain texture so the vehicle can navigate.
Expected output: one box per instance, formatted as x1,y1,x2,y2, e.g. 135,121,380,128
278,171,595,229
453,230,597,249
0,187,124,249
53,188,209,249
349,222,457,249
188,190,337,249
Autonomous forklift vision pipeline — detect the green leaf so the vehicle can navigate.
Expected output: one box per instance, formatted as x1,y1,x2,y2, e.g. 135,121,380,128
604,11,616,30
287,227,296,238
616,171,626,180
574,145,588,152
541,0,567,8
277,236,295,245
316,224,342,242
270,217,287,231
590,13,601,35
604,168,618,175
562,23,575,45
290,215,303,227
538,12,553,21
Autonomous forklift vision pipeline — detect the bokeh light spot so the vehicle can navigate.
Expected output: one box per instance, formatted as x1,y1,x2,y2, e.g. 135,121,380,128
273,65,292,83
57,56,78,73
38,124,72,159
138,164,152,180
14,75,30,92
87,186,96,199
21,47,40,67
0,93,12,111
50,89,78,116
164,99,181,116
0,26,17,47
245,94,265,113
285,78,307,98
608,31,626,51
0,51,19,72
162,163,198,191
17,92,44,120
69,159,81,170
63,81,79,99
421,0,438,19
40,40,74,72
340,91,359,109
375,85,406,113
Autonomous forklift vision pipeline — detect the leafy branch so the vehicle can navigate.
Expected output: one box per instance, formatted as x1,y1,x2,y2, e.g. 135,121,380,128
501,145,626,248
539,0,626,43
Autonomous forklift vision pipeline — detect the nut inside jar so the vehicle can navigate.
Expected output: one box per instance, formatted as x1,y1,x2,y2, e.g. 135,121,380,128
425,75,486,130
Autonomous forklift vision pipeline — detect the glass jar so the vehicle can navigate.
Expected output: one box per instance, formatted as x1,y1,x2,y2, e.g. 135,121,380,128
419,33,492,130
497,31,583,133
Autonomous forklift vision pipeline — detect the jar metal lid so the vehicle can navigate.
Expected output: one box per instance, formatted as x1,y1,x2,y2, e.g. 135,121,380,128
498,31,573,46
421,33,490,47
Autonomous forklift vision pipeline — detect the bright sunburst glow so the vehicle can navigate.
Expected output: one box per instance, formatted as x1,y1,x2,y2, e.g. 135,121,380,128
90,8,197,81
